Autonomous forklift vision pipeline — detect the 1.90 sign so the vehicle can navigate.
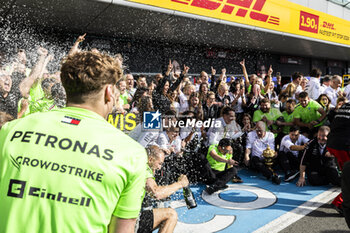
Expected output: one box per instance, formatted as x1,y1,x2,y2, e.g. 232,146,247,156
299,11,319,34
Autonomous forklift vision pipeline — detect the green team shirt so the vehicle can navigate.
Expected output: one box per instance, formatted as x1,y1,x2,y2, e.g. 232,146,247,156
294,100,322,124
29,79,45,101
282,111,296,134
206,144,232,171
29,97,58,114
119,91,129,105
253,108,283,132
0,107,147,233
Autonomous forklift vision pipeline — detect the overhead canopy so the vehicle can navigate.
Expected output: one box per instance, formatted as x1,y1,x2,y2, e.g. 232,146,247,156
2,0,350,61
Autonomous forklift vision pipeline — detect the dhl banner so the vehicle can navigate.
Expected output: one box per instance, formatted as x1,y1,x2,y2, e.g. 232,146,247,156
125,0,350,46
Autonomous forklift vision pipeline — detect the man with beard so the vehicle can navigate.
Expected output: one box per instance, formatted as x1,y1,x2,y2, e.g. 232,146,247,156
294,92,327,137
253,98,283,136
297,126,340,187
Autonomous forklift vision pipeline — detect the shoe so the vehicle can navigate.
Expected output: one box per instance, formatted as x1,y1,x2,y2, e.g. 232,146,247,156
205,185,219,195
332,204,344,216
271,174,281,185
284,171,300,182
232,175,243,183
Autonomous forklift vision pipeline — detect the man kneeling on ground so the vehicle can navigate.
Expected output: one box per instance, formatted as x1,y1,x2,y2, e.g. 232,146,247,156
205,138,242,195
136,145,189,233
296,126,340,187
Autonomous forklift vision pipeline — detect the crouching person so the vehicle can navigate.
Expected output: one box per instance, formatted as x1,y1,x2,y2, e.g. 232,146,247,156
136,146,189,233
205,138,242,195
296,126,341,187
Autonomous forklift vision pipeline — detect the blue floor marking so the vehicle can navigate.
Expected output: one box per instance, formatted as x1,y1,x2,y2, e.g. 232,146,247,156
169,168,331,232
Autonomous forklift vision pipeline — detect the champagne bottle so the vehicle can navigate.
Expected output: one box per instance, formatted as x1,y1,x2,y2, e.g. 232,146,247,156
183,186,197,209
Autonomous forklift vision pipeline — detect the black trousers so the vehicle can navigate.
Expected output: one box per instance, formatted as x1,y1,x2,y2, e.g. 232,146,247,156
251,156,273,179
204,163,237,187
278,151,300,174
307,166,340,186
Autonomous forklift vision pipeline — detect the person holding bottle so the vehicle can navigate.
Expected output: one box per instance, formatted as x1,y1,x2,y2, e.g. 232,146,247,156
136,145,190,233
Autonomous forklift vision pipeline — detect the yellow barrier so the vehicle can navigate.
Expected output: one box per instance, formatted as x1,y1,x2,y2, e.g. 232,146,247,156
126,0,350,46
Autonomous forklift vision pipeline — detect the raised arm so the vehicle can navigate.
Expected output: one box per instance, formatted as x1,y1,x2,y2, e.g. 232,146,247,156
165,59,173,77
68,33,86,56
263,65,273,94
19,47,48,98
240,59,249,87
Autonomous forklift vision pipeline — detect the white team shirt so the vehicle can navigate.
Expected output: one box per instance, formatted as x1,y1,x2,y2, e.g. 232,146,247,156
279,134,309,156
323,86,340,106
246,131,275,159
306,77,321,100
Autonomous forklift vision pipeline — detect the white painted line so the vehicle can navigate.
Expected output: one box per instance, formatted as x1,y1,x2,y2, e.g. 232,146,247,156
253,187,341,233
202,184,277,210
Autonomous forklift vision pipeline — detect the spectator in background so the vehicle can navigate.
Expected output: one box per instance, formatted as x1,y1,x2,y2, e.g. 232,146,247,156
137,75,148,89
280,72,303,99
0,47,49,118
153,65,188,113
328,96,348,123
198,82,209,104
252,98,283,137
117,79,130,112
278,99,297,136
294,92,327,137
300,77,308,92
126,73,136,100
207,106,241,146
320,75,331,94
323,75,344,107
306,68,322,100
202,91,219,121
188,92,203,121
229,81,246,125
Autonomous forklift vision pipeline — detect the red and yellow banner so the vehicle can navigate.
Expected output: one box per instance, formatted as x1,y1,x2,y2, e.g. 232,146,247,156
125,0,350,46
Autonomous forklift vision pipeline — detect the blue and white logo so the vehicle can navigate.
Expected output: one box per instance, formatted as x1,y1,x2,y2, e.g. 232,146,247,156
143,110,162,130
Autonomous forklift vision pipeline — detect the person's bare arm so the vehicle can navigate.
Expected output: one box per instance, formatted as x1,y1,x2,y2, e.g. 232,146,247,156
68,33,86,56
17,99,29,118
19,47,48,98
295,118,312,129
165,59,173,77
289,144,307,151
108,216,136,233
240,59,249,86
244,148,251,166
263,65,273,94
296,165,307,187
146,175,188,200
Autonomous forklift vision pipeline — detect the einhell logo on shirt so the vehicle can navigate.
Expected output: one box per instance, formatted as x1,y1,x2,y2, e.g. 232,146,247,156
143,111,162,130
61,116,81,126
7,179,92,207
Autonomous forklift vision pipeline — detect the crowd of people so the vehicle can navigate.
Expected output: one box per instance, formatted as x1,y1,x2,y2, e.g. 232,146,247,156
1,33,350,232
